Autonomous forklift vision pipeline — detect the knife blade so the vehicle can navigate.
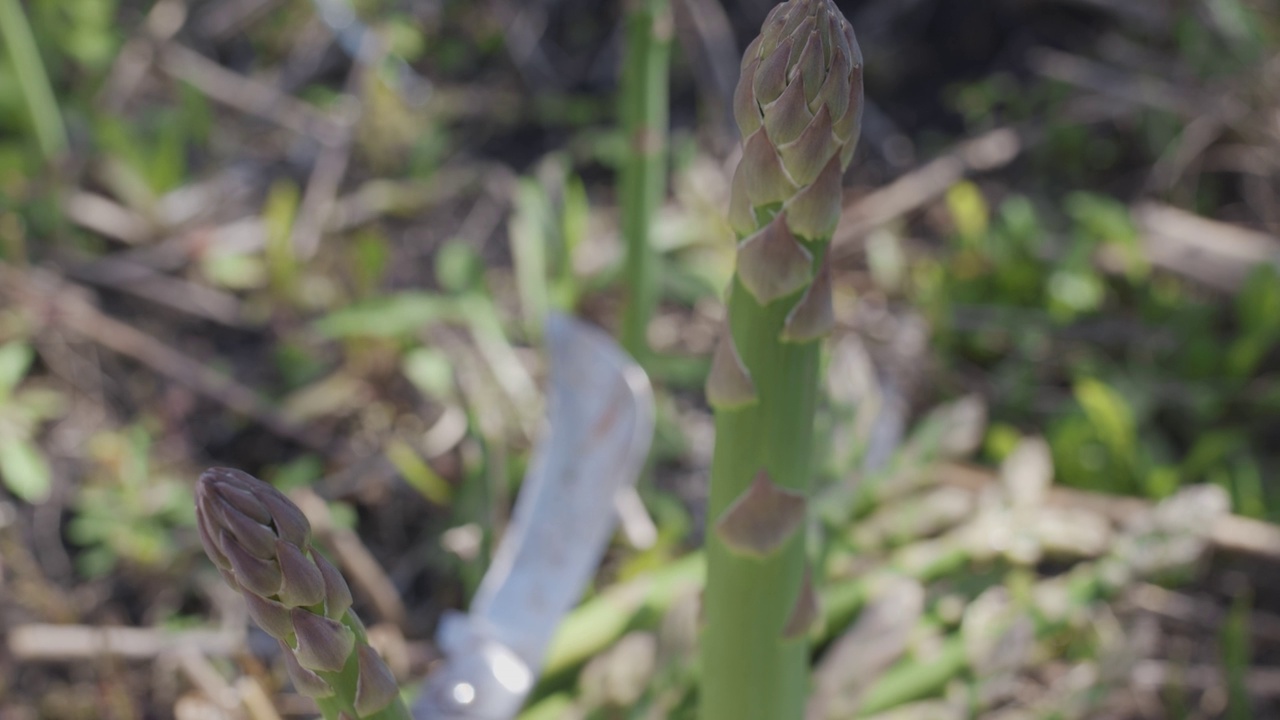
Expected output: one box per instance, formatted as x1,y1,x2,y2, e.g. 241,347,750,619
411,312,655,719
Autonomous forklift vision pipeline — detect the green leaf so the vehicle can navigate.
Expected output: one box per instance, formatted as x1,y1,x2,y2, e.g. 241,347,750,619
0,435,50,503
386,438,452,505
509,178,552,338
1182,430,1245,479
202,252,268,290
982,422,1022,463
1230,456,1266,520
0,0,68,159
1072,377,1136,463
0,340,33,398
351,230,390,296
1066,191,1147,279
1236,264,1280,339
1225,332,1271,380
1222,584,1253,720
263,179,301,292
314,293,455,338
1066,192,1136,247
269,455,325,492
435,240,484,294
1142,465,1180,500
945,181,988,248
1047,269,1104,321
561,174,588,265
12,387,65,424
402,347,455,399
1048,414,1108,492
996,195,1041,252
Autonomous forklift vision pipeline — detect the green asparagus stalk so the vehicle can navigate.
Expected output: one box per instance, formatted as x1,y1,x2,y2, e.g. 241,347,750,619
196,468,410,720
539,393,979,689
619,0,673,362
701,2,862,718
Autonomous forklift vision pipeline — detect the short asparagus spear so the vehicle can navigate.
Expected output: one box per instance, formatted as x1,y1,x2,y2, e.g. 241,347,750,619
196,467,410,720
701,2,863,719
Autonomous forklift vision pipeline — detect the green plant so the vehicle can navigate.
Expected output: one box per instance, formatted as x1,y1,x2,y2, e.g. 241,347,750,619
701,2,862,718
67,425,196,576
0,340,61,504
0,0,66,160
917,185,1280,520
507,159,590,338
196,467,410,719
618,0,672,362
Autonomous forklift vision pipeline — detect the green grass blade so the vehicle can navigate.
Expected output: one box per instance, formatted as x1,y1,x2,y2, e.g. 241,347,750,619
0,0,67,160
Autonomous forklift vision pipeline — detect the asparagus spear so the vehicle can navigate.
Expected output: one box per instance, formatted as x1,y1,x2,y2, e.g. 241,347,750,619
196,468,410,720
701,1,862,717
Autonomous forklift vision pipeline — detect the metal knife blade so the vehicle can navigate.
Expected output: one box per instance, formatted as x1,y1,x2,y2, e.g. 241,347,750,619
412,312,655,719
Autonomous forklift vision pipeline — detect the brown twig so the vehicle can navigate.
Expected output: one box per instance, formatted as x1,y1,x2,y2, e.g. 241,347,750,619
9,624,242,661
1028,47,1214,117
196,0,283,41
1133,202,1280,292
1125,583,1280,645
157,43,345,145
62,254,245,327
62,192,155,245
673,0,740,147
832,127,1025,254
0,263,327,451
175,647,240,711
937,462,1280,563
291,488,408,628
1131,660,1280,698
325,167,488,233
288,28,372,261
98,0,186,113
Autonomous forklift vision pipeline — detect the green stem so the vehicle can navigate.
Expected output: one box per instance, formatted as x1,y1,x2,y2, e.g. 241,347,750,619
542,552,705,679
702,266,825,720
0,0,67,160
618,0,671,362
313,613,413,720
537,508,966,691
518,692,576,720
854,636,968,716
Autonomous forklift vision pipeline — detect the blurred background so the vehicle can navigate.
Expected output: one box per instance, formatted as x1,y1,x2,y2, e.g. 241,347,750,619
2,0,1280,718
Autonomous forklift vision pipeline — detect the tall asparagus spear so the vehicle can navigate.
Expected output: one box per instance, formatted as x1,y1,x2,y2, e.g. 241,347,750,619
701,2,862,719
196,468,411,720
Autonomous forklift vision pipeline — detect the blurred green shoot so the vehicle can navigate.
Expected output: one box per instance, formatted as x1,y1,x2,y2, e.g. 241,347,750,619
265,179,302,299
508,159,589,339
618,0,672,363
511,178,551,337
0,0,66,160
0,340,61,504
1222,582,1253,720
386,437,452,505
922,185,1280,516
68,425,195,576
1227,264,1280,379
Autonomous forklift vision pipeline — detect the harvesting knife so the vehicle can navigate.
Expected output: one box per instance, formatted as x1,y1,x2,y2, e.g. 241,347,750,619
411,312,655,719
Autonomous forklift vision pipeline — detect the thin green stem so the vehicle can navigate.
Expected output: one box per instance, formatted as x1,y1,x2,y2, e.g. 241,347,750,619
618,0,671,362
0,0,67,160
542,552,705,679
